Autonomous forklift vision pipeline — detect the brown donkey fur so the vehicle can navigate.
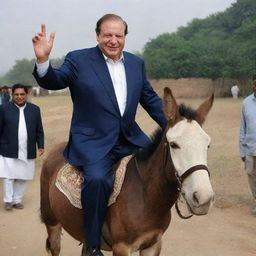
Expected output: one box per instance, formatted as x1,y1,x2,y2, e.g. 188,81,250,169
40,88,214,256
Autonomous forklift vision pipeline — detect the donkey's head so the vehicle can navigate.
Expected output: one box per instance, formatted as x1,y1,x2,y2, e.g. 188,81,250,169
163,87,214,215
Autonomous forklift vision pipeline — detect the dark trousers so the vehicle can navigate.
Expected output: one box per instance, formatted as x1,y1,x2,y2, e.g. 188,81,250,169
81,136,137,248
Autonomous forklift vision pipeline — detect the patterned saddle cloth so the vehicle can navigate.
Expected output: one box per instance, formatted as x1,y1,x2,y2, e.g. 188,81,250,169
55,155,134,209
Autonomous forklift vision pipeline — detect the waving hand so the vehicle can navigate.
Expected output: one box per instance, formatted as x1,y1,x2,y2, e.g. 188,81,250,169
32,24,55,63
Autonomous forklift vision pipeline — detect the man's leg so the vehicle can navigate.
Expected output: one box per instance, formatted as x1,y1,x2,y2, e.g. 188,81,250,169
245,156,256,215
3,178,14,210
3,178,14,203
81,155,115,249
81,135,137,253
245,156,256,199
12,179,27,209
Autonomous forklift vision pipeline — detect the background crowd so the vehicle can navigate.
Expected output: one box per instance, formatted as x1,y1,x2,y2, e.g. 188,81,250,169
0,86,11,105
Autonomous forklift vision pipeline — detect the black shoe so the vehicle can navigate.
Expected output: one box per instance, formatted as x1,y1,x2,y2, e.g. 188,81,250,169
86,247,104,256
13,203,24,209
4,202,13,211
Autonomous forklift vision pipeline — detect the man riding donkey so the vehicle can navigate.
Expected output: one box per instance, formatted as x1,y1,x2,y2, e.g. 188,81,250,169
32,14,167,256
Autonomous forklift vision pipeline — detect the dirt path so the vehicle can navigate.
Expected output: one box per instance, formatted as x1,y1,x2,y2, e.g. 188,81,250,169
1,96,256,255
1,179,255,256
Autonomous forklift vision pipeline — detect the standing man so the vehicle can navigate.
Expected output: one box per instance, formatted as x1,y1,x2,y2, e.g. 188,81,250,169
0,84,44,210
1,86,11,104
239,77,256,215
231,84,240,99
32,14,166,256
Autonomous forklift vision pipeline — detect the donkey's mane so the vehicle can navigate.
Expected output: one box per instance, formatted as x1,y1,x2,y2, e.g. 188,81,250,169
179,103,197,120
135,127,164,162
135,103,197,162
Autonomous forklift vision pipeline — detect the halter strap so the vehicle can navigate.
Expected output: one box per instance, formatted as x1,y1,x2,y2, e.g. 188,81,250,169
179,164,210,183
175,164,210,219
163,140,211,219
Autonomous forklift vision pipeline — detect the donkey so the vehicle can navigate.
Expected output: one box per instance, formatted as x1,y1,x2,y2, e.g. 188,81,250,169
40,87,214,255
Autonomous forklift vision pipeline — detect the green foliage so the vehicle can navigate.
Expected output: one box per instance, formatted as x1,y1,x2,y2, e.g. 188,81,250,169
142,0,256,81
3,59,36,86
0,57,64,87
1,0,255,85
143,34,199,78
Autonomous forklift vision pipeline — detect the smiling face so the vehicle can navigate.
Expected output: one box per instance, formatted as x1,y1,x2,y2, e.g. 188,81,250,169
96,19,126,61
12,88,27,106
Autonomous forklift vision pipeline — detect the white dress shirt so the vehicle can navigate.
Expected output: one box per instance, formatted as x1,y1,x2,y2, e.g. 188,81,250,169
18,104,28,160
103,54,127,116
36,60,50,77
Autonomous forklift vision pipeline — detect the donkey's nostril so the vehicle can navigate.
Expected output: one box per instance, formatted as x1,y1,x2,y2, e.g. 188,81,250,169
193,192,200,205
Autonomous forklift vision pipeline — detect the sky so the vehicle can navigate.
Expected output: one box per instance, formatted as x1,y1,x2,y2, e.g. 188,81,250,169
0,0,237,75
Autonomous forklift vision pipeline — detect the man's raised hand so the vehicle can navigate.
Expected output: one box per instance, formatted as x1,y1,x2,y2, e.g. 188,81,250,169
32,24,55,63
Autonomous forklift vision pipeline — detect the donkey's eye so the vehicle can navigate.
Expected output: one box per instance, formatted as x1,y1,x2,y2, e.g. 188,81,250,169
169,142,180,149
208,145,210,149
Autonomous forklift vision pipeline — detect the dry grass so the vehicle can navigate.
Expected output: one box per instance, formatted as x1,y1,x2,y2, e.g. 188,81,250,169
33,94,252,210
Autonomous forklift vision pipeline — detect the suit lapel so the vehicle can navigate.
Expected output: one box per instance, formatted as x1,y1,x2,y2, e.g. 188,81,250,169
123,53,136,116
90,46,121,115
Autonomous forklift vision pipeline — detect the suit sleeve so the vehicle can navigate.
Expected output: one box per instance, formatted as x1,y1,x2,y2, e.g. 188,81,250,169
239,104,246,157
36,107,44,149
139,61,167,128
32,52,78,90
0,106,3,136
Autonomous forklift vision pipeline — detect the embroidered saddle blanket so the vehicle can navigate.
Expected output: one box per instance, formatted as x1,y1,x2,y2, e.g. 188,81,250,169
55,155,134,209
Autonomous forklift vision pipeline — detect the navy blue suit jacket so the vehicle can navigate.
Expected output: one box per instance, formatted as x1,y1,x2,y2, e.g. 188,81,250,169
0,102,44,159
33,46,166,165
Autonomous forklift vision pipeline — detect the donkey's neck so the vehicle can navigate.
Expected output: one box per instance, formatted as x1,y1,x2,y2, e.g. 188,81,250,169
136,137,179,213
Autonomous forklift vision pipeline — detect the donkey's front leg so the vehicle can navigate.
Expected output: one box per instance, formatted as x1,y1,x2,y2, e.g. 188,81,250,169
112,243,131,256
139,240,162,256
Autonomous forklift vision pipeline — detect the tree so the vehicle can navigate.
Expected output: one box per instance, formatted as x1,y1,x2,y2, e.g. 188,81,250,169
4,59,36,85
1,57,64,86
143,34,199,78
141,0,256,80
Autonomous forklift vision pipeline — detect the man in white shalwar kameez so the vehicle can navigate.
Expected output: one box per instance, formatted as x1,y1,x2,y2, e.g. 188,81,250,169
0,84,44,210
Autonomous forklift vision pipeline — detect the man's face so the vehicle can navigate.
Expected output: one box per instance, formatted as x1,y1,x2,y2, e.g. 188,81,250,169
12,88,27,106
96,19,126,61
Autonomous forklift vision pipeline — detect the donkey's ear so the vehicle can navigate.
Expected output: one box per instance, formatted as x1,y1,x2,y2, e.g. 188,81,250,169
163,87,181,126
195,93,214,125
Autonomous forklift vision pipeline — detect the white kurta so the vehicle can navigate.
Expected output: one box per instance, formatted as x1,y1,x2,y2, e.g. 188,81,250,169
0,104,35,180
